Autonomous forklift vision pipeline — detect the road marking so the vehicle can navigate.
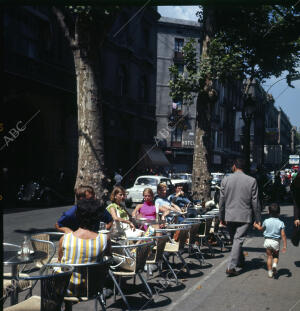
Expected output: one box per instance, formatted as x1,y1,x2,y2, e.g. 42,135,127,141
288,299,300,311
164,237,254,311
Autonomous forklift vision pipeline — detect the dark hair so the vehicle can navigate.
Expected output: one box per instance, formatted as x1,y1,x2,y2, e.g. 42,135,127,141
110,186,125,203
269,203,280,217
233,158,246,170
76,198,101,231
75,185,95,200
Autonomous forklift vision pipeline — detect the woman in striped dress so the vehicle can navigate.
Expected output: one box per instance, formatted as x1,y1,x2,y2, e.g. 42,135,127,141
58,198,109,296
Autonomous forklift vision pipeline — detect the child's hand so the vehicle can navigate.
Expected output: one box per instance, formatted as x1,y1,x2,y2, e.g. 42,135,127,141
281,247,287,253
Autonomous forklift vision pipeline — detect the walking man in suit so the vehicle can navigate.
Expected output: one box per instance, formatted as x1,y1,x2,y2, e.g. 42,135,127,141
219,158,261,276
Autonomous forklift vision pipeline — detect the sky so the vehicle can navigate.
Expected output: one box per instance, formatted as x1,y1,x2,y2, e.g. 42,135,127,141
157,6,300,129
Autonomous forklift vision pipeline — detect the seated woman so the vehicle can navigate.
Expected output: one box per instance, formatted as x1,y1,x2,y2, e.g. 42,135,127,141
132,188,169,231
107,186,143,238
58,198,110,296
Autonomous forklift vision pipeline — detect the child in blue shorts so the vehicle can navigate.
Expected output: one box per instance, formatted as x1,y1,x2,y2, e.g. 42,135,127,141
254,203,287,278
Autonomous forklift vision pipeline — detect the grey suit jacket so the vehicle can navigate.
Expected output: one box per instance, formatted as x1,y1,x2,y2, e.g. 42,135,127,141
219,171,261,224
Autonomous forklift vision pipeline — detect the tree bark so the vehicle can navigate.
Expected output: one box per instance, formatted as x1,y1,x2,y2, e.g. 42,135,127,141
53,8,119,203
73,46,105,202
192,93,212,201
192,7,217,201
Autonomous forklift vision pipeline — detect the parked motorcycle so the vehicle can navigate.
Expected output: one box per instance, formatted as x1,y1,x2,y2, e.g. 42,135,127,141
17,174,73,207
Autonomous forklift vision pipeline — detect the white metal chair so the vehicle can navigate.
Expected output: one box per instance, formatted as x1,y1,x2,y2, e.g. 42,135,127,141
2,243,33,305
30,232,64,267
157,224,191,285
109,240,154,311
3,263,73,311
63,258,112,311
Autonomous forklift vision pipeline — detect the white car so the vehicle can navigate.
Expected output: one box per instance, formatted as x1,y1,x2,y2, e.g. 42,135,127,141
126,175,173,204
170,173,192,192
211,172,224,189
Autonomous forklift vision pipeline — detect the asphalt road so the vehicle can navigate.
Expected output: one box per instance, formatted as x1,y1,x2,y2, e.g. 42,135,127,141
3,204,300,311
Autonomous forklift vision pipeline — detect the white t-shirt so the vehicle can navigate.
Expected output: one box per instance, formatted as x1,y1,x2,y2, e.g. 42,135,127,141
155,197,171,211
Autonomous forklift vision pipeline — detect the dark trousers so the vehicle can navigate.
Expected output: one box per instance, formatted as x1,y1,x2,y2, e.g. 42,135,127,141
227,222,250,270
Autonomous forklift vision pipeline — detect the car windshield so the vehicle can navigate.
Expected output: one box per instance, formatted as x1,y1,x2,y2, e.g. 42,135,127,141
172,174,190,180
135,178,158,186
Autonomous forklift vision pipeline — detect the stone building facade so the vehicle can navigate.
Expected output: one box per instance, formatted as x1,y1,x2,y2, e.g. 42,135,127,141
2,6,160,201
156,16,201,172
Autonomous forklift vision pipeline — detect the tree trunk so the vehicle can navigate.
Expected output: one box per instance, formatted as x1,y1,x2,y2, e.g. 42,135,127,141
192,94,212,201
73,48,105,202
192,7,216,201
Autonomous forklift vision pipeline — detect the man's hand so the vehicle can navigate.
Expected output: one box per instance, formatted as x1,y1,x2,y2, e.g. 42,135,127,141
281,247,287,253
253,222,262,230
294,219,300,227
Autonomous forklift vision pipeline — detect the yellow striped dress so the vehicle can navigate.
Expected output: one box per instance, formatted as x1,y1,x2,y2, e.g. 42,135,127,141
61,232,107,296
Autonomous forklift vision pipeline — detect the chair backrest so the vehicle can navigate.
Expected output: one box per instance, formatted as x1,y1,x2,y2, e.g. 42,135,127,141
135,242,153,273
152,235,169,262
65,260,110,299
197,221,207,238
31,234,55,266
177,229,189,251
205,218,213,236
188,223,201,244
17,263,73,311
31,232,63,265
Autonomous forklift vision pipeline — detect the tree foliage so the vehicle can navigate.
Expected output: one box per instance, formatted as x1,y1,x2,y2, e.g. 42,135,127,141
169,5,300,103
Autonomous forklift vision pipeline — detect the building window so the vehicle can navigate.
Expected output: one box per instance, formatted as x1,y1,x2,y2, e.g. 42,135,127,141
175,38,184,52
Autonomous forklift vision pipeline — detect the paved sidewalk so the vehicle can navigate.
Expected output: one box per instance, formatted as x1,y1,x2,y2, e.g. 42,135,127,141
3,205,299,311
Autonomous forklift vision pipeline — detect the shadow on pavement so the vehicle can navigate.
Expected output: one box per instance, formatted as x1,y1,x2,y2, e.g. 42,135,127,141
239,257,265,275
294,261,300,267
274,268,292,279
243,246,266,253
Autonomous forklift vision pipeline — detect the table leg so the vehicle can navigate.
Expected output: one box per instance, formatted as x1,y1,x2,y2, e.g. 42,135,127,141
10,265,18,305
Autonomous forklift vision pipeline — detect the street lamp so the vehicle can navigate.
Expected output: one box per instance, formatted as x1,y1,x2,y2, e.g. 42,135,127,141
242,94,256,173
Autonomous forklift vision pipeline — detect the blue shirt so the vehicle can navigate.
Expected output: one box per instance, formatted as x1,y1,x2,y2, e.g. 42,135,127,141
57,205,113,231
262,217,285,239
168,194,190,208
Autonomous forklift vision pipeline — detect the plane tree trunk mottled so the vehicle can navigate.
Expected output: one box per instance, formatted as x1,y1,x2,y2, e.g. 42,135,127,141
73,49,105,200
192,7,217,201
53,7,118,201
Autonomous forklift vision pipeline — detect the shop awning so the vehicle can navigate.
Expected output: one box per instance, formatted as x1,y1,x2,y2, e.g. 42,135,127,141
141,145,170,167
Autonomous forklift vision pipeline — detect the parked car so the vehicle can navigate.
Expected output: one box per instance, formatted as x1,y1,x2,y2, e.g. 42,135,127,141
126,175,173,204
210,172,224,190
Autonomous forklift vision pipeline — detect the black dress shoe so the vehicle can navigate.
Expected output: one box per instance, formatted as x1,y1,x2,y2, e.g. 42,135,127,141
226,269,239,277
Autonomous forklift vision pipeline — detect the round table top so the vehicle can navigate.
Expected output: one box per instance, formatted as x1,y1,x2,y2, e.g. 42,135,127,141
3,250,47,266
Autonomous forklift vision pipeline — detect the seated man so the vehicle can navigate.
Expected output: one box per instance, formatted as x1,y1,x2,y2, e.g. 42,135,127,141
155,182,184,223
55,185,113,233
168,183,191,210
